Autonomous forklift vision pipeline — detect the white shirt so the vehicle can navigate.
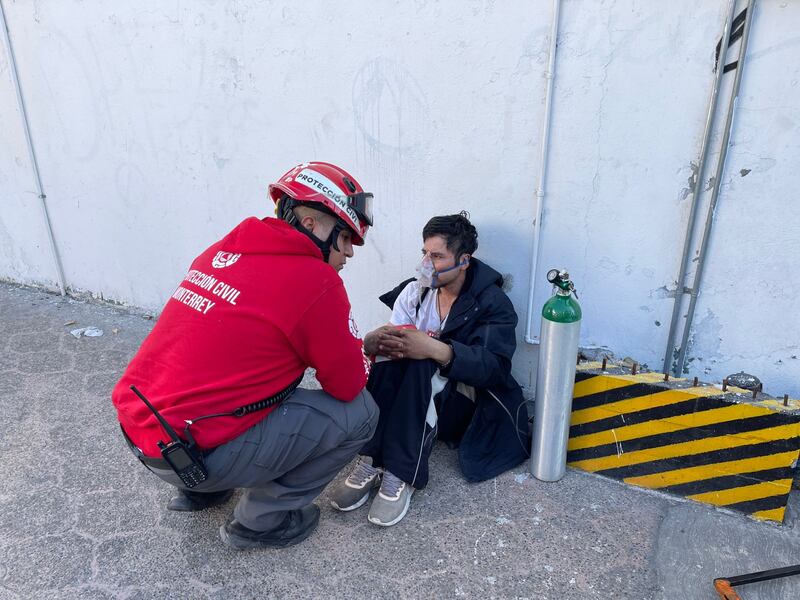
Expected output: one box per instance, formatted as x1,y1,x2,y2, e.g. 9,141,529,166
389,280,447,337
389,280,455,424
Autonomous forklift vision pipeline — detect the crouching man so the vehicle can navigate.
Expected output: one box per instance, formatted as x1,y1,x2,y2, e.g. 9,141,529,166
329,212,529,526
112,162,378,549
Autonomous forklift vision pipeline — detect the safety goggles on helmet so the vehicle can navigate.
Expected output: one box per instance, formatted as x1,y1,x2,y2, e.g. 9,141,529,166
347,192,373,227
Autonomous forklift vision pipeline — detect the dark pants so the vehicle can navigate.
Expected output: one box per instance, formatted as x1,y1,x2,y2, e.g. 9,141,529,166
143,388,378,531
361,359,474,489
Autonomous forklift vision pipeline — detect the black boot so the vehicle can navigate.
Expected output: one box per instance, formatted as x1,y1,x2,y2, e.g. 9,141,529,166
219,504,321,550
167,488,234,512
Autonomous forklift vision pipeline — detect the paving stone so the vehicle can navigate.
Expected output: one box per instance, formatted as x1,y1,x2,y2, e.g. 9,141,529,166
656,499,800,599
43,586,120,600
0,352,18,371
0,533,93,591
15,350,75,375
7,330,64,354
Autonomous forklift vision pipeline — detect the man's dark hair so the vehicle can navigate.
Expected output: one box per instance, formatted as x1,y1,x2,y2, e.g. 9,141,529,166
422,211,478,259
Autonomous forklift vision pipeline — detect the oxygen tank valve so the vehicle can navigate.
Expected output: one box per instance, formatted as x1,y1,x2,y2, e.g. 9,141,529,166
546,269,578,298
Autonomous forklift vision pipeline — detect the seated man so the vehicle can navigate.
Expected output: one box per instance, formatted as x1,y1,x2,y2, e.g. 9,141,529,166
329,211,529,526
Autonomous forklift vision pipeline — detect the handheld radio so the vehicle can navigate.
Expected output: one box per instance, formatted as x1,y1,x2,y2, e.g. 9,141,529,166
129,385,208,488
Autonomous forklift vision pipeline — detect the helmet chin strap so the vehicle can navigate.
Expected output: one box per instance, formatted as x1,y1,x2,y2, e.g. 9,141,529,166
278,196,347,264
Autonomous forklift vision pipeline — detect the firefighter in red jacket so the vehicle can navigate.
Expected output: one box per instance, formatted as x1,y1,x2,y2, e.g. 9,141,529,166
112,162,378,550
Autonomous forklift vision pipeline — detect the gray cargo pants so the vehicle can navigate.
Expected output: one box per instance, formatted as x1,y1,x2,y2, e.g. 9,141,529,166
151,387,378,531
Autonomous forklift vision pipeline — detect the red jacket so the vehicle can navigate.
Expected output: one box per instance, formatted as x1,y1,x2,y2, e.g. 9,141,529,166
112,217,369,457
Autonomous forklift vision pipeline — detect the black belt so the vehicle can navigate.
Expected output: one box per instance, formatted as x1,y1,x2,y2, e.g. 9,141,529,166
121,424,217,472
119,375,303,469
120,423,173,470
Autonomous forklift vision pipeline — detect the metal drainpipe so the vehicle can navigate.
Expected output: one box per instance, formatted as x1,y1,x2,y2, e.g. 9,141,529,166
524,0,561,345
674,0,756,375
0,0,67,296
662,0,737,374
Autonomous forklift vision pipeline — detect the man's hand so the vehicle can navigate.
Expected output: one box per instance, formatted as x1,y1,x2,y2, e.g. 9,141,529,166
382,329,453,365
363,325,403,357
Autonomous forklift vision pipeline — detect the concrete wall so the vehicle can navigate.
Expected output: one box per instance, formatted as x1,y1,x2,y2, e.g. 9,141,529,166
1,1,798,396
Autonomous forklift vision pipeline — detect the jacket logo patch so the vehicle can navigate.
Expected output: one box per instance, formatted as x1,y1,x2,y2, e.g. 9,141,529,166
212,251,241,269
348,310,360,339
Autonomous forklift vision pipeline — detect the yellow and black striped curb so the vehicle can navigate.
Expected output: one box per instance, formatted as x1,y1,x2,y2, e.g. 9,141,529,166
567,362,800,523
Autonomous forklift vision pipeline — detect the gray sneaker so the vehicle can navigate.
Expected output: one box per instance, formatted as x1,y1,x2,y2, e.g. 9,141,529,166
329,457,381,511
367,470,413,527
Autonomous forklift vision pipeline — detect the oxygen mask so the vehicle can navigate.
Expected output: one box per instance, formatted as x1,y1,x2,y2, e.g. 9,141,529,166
416,257,436,304
416,256,435,289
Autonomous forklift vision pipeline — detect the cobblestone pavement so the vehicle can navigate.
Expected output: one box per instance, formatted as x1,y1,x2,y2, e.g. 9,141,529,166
1,282,799,599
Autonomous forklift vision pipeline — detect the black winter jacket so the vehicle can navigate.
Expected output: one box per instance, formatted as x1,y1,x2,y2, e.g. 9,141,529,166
379,258,530,482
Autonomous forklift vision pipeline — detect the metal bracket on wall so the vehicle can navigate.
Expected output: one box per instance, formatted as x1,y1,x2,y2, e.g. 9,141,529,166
662,1,756,376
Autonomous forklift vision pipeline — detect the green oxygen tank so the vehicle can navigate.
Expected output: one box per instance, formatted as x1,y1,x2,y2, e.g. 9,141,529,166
531,269,582,481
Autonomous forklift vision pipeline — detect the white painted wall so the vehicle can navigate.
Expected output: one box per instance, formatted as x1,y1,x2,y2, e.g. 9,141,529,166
1,1,798,397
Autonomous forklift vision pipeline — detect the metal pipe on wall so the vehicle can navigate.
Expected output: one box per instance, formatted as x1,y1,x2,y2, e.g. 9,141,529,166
0,0,67,295
524,0,561,345
662,0,738,374
674,0,756,375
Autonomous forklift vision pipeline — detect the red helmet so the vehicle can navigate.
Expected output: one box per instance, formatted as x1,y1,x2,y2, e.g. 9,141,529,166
268,162,373,245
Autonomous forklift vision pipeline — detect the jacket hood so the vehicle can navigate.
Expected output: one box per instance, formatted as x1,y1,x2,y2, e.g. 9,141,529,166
463,258,504,297
220,217,322,259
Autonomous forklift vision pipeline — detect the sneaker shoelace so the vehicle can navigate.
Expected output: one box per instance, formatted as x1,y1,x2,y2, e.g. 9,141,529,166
348,459,378,486
380,471,405,499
